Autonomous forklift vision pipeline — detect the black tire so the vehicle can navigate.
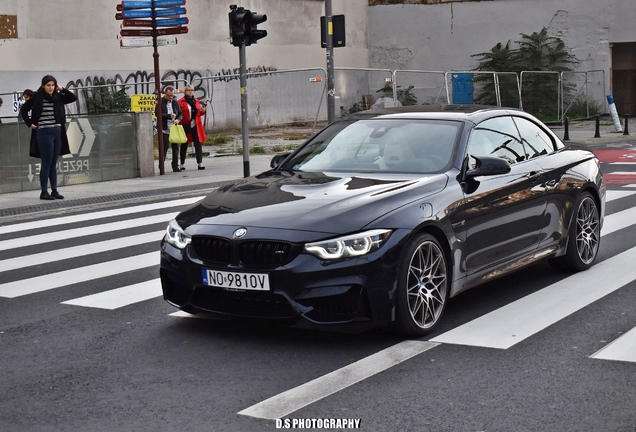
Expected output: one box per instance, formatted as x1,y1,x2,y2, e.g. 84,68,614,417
392,233,449,337
549,191,600,271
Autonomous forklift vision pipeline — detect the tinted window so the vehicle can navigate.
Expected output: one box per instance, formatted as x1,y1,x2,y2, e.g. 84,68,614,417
467,116,525,167
285,119,462,174
512,117,555,158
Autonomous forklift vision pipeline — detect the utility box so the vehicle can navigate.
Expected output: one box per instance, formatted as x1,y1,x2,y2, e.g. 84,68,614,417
452,73,474,105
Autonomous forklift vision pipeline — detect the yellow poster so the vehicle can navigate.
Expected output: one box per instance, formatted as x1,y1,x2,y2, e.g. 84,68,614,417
131,94,157,118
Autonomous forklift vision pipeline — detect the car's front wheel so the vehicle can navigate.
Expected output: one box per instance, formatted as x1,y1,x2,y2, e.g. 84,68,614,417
549,191,601,271
393,233,449,337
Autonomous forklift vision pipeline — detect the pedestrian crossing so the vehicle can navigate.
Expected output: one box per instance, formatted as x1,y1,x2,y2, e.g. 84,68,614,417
0,188,635,366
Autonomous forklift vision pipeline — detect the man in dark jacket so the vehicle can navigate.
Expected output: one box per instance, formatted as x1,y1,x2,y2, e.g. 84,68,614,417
161,87,183,172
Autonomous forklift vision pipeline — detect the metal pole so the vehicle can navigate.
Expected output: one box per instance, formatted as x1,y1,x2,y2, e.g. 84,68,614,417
325,0,335,124
152,1,165,175
239,42,250,177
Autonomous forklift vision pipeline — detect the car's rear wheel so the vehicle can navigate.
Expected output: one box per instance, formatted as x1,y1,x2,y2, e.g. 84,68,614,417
549,191,600,271
393,233,449,337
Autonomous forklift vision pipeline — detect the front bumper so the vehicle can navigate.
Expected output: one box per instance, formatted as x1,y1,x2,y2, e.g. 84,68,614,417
160,230,409,326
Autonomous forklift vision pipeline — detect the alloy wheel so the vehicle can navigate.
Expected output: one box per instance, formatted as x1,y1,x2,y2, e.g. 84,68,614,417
406,240,448,329
575,196,600,265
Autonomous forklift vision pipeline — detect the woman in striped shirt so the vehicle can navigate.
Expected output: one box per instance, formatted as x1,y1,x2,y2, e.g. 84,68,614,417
21,75,77,200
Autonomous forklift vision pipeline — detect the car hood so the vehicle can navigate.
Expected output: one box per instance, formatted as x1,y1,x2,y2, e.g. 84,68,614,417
176,170,448,234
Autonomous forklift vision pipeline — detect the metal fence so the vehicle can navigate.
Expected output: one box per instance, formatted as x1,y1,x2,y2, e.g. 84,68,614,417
1,68,609,128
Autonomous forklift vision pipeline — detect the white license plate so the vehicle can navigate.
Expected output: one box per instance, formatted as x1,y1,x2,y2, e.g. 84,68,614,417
202,269,270,291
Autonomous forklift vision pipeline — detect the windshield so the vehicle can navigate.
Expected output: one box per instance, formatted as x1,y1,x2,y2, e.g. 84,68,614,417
284,119,462,174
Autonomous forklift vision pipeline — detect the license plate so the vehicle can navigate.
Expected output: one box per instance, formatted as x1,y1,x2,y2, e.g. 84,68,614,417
202,269,270,291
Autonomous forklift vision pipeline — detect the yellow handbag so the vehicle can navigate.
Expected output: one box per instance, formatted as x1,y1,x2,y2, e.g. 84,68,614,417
169,124,188,144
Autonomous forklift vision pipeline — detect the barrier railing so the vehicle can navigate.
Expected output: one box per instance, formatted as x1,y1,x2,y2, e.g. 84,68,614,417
392,70,447,106
561,70,606,121
334,67,394,115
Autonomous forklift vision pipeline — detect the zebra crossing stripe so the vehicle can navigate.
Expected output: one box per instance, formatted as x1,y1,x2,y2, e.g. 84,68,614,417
602,206,636,236
0,231,164,273
430,245,636,349
0,252,158,298
605,189,636,202
238,340,439,420
0,212,178,252
61,279,162,310
591,327,636,363
0,196,203,235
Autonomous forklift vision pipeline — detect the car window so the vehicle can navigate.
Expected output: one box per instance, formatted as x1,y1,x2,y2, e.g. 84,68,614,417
286,119,461,174
512,117,555,159
467,116,525,167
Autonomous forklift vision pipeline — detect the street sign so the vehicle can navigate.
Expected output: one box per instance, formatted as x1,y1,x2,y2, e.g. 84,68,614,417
120,36,177,48
117,0,185,10
113,0,189,175
120,26,187,37
130,94,157,118
115,7,186,20
121,17,188,28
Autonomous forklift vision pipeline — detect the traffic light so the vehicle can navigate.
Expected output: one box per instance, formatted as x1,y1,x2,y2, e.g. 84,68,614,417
245,11,267,46
229,6,248,47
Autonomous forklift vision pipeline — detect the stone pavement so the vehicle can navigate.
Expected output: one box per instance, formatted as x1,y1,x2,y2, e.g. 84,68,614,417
0,120,633,224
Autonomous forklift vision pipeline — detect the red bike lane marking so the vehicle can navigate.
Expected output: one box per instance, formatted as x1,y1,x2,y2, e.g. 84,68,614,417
592,149,636,163
592,150,636,184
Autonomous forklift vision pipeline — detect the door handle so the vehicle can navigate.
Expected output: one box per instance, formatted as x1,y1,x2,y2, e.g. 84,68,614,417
526,171,543,182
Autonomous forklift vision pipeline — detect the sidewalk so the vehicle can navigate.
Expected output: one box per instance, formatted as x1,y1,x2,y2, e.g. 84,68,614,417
0,153,274,223
1,122,634,224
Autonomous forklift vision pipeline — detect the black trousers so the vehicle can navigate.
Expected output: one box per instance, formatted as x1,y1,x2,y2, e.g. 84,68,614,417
163,133,180,169
181,127,203,164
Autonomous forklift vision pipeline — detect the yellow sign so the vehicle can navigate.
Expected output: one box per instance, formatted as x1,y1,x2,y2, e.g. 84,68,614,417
131,94,157,118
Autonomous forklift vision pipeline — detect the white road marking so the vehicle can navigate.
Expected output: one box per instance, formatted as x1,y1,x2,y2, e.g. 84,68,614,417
608,162,636,165
0,212,178,251
62,279,162,309
591,327,636,363
605,189,636,202
238,340,439,420
622,184,636,188
430,245,636,349
0,196,203,235
0,231,164,273
602,206,636,236
0,252,158,298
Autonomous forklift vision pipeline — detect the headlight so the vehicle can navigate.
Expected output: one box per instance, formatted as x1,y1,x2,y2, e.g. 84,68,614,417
165,219,191,249
304,229,392,260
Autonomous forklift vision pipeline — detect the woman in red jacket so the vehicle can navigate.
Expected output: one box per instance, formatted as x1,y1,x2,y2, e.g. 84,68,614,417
178,85,207,170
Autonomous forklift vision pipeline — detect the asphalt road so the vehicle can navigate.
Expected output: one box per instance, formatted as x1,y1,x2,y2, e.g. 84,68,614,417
0,145,635,432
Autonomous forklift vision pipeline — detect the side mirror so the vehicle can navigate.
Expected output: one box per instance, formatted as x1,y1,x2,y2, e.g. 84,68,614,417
270,152,292,169
466,155,511,178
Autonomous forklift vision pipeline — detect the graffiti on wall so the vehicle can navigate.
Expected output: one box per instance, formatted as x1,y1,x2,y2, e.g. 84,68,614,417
64,66,278,113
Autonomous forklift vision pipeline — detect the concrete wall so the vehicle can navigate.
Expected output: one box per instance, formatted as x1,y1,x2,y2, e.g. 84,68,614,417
0,0,368,96
368,0,635,91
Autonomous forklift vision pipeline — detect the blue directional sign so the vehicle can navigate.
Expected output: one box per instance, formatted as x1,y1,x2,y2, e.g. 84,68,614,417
117,0,185,10
117,7,185,19
155,17,188,27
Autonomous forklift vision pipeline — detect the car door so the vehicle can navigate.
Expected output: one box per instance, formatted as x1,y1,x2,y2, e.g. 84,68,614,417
461,116,547,278
511,115,582,249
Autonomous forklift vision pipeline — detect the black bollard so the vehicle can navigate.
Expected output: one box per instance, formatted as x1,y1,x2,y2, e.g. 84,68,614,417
624,114,629,135
594,115,601,138
563,116,570,141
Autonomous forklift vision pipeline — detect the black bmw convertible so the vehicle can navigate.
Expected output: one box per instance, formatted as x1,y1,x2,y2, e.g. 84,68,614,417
160,106,605,336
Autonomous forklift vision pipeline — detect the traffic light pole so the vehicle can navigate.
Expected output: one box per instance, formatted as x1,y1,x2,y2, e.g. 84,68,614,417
239,43,250,177
325,0,335,124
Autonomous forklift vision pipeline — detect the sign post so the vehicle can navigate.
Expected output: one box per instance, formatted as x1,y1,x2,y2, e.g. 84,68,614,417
115,0,188,175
